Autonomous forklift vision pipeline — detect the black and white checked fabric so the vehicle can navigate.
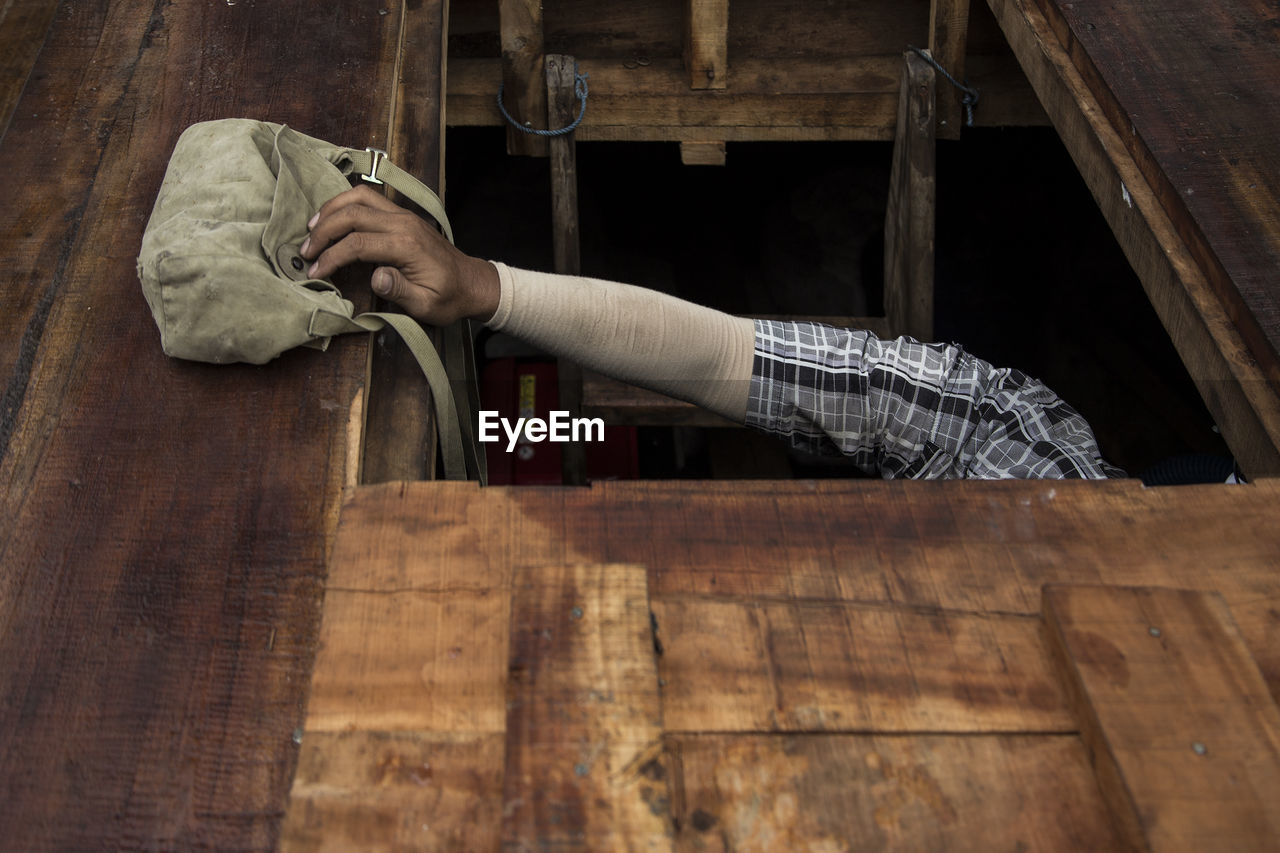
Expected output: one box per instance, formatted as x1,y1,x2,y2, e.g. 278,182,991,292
747,320,1125,479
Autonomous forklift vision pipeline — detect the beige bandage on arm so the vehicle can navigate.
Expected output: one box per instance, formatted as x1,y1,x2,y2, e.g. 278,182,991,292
484,262,755,423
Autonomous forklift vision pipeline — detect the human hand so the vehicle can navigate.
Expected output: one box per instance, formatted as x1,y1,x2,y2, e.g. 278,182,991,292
300,185,499,325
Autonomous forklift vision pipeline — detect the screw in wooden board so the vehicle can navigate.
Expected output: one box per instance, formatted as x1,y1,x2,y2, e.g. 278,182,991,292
570,606,583,620
1192,742,1208,756
574,763,589,776
1148,627,1162,637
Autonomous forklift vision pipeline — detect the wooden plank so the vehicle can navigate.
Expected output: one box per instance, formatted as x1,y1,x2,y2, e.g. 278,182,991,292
281,731,505,851
503,562,674,849
1029,0,1280,390
671,734,1126,850
654,596,1073,734
332,479,1280,707
362,0,450,483
683,0,729,90
985,0,1280,476
299,495,508,733
499,0,546,156
680,140,727,166
282,481,507,848
883,50,936,341
1043,585,1280,852
448,54,1046,142
0,1,406,847
928,0,972,138
0,0,58,139
449,0,1047,137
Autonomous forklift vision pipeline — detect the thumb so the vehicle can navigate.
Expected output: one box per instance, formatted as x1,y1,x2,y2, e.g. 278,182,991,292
371,265,448,324
371,266,405,301
370,266,433,320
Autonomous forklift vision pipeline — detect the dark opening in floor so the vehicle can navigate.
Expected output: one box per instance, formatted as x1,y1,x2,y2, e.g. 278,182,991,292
445,125,1232,481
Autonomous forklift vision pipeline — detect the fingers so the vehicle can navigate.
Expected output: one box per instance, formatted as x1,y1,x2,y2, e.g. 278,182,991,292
301,201,398,265
305,228,403,281
308,184,400,231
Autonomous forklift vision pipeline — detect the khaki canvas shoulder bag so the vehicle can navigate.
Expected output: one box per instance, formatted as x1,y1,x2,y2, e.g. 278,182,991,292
137,119,484,482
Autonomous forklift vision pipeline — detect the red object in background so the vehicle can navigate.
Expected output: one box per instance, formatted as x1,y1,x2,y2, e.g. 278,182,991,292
480,358,638,485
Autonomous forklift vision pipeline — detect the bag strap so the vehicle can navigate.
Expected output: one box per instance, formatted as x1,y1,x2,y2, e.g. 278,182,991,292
344,148,454,244
312,309,479,481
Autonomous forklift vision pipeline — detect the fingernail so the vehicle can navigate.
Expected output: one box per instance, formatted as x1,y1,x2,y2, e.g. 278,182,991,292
308,263,318,277
300,237,310,255
372,270,390,294
307,212,319,229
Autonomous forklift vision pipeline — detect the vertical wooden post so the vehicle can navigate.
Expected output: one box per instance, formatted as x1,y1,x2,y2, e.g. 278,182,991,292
928,0,971,139
683,0,729,90
884,50,936,342
500,0,546,156
547,54,588,485
362,0,450,483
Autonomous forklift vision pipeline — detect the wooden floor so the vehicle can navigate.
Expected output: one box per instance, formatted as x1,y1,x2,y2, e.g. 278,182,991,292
2,0,1279,850
280,480,1280,850
0,0,440,847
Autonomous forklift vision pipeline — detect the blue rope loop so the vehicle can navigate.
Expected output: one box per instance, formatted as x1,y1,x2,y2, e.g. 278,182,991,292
497,64,590,137
906,46,980,127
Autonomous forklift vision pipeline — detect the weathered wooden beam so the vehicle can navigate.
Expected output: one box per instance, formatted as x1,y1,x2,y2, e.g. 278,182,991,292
985,0,1280,476
362,0,450,483
683,0,729,90
499,0,547,156
546,53,588,485
503,563,674,849
449,55,1049,141
884,50,936,342
929,0,972,139
1043,585,1280,852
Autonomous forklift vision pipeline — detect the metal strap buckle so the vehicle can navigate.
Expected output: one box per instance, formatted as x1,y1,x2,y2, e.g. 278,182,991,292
362,147,388,185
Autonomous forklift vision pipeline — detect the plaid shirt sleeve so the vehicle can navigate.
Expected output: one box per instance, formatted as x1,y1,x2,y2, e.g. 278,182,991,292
746,320,1125,479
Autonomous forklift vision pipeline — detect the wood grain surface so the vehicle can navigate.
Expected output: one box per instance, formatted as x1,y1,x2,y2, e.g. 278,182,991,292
0,0,416,847
1029,0,1280,389
284,478,1280,848
0,0,58,138
1044,585,1280,853
502,562,674,849
654,596,1072,734
985,0,1280,477
671,733,1126,851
